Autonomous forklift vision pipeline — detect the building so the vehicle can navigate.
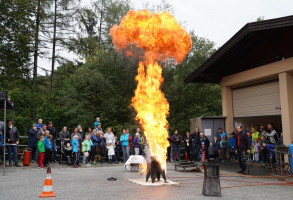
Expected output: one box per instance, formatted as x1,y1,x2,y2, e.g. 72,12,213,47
185,16,293,146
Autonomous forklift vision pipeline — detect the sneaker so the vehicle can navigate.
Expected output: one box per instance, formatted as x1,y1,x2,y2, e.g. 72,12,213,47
9,163,13,167
242,170,249,175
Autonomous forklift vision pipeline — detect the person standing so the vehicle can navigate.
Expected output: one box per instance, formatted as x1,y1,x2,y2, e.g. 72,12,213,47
120,129,130,163
5,120,20,167
0,129,4,166
71,135,79,168
184,131,192,161
47,121,57,163
235,126,250,175
37,135,45,168
172,130,181,162
192,128,200,161
60,126,70,141
228,133,237,160
213,137,220,161
199,132,210,162
104,128,116,164
28,123,38,162
133,133,141,155
90,130,99,164
71,127,82,163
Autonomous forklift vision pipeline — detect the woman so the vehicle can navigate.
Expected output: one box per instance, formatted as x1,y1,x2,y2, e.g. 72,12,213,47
90,130,99,164
184,131,192,161
104,128,116,164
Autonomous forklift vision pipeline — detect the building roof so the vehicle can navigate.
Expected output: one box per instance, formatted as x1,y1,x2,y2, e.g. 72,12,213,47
185,15,293,83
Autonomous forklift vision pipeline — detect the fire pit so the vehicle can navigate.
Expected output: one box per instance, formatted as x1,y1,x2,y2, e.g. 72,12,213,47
146,156,167,183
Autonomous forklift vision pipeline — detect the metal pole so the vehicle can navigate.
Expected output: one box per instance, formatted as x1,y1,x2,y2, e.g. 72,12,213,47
3,100,6,176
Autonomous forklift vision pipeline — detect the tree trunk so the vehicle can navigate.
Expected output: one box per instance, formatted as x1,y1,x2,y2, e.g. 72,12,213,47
32,0,41,120
51,0,57,92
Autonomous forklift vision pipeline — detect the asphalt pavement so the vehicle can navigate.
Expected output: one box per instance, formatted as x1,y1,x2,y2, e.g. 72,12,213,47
0,161,292,200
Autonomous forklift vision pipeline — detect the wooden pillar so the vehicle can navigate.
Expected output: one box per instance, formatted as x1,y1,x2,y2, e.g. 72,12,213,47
221,86,234,133
279,72,293,146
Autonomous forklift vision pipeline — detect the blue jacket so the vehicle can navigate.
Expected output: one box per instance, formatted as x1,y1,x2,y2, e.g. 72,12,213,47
36,123,42,130
120,134,129,147
216,132,222,141
0,134,3,146
213,140,220,152
71,139,79,153
44,136,52,150
133,137,140,148
220,139,228,149
28,127,38,148
228,137,236,152
94,121,101,129
91,134,99,147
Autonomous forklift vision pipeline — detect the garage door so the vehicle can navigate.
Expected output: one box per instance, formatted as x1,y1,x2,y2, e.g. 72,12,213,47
232,81,281,117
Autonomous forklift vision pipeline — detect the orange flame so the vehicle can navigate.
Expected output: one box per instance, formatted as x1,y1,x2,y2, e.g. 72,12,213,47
110,10,192,171
139,163,147,175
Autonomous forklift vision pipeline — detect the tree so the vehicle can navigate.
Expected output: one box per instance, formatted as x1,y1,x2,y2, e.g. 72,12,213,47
0,0,35,90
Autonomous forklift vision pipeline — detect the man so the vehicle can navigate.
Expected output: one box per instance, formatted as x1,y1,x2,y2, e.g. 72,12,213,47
37,124,47,140
172,130,181,162
235,126,250,175
199,132,210,162
120,129,130,163
191,128,200,161
28,123,38,162
47,121,57,163
266,123,278,144
59,126,70,141
5,120,20,167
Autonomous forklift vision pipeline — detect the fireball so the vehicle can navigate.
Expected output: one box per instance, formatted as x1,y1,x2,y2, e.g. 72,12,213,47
110,10,192,171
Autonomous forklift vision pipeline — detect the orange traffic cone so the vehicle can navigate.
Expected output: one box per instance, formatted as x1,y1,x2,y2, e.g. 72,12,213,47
39,167,56,198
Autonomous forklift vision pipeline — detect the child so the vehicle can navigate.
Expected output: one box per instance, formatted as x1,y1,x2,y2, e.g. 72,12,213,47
228,133,236,160
49,135,53,163
253,139,260,163
36,119,43,131
94,117,101,129
0,131,3,166
71,135,79,167
90,130,99,164
44,131,51,167
37,135,45,168
213,137,220,161
84,135,93,166
220,135,228,162
133,133,141,155
114,136,120,163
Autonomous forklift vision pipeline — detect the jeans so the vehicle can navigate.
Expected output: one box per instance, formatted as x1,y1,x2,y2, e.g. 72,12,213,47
122,146,130,163
51,140,57,162
29,147,37,161
173,144,181,161
222,148,227,161
238,150,248,171
134,148,139,155
193,144,200,161
6,145,18,165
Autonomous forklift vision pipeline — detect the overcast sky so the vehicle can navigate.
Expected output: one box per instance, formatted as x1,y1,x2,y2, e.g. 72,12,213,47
39,0,293,75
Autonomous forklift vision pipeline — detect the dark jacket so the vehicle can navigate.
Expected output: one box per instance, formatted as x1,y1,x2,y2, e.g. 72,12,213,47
28,127,38,148
213,140,220,152
47,127,56,140
191,132,200,146
98,137,106,147
59,130,70,140
172,134,181,145
184,136,191,149
236,131,249,151
133,137,140,148
6,126,19,144
91,134,99,147
199,136,210,149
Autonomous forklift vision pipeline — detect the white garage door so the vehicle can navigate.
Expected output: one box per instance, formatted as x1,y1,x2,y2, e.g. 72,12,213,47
232,81,281,117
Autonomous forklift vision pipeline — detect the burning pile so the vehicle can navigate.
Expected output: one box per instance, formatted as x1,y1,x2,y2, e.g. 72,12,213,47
110,10,191,181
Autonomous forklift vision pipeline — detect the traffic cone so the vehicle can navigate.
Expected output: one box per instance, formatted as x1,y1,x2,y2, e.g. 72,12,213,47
39,167,56,198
